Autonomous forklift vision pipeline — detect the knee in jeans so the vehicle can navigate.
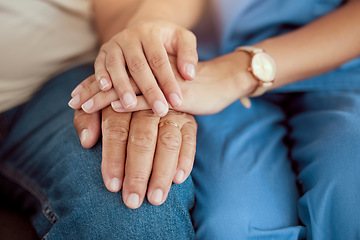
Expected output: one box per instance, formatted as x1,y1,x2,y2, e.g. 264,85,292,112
52,176,195,239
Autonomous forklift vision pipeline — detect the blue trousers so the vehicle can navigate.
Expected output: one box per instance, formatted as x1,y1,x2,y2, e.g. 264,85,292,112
1,65,360,239
192,91,360,239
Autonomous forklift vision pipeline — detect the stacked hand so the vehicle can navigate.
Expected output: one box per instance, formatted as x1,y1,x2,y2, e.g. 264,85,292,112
74,107,197,209
69,20,198,117
70,53,257,116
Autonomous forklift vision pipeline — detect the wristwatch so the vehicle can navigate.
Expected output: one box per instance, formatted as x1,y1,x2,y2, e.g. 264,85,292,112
235,46,277,108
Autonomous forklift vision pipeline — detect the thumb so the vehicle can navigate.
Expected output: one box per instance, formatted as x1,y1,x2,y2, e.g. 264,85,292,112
175,30,198,81
73,109,101,148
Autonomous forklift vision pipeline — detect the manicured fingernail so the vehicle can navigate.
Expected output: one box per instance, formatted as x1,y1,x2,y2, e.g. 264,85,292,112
111,100,123,109
174,170,185,183
123,92,136,108
82,98,94,112
150,189,163,204
71,85,83,97
68,94,80,108
185,63,195,79
153,101,168,117
81,129,90,144
126,193,140,209
99,78,110,90
108,178,121,192
169,93,182,108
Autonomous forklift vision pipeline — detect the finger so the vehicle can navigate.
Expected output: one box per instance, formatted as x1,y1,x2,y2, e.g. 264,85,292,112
73,109,101,149
105,43,138,110
173,119,197,184
94,47,112,91
122,111,159,209
111,95,152,113
147,119,182,206
101,106,132,193
142,39,183,109
69,77,102,110
122,40,169,117
175,30,198,80
82,88,119,113
69,76,141,112
71,75,96,97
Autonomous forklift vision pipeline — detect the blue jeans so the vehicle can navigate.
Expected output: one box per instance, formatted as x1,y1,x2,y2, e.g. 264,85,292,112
192,91,360,239
0,65,195,239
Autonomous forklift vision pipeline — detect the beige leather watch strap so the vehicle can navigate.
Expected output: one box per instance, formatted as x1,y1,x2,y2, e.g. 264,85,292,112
235,46,276,108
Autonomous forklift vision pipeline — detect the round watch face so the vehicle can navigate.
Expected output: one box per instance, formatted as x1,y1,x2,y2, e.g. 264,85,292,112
251,52,276,82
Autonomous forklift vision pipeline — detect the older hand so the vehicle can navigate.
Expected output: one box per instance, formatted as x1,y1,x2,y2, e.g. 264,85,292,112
73,107,197,209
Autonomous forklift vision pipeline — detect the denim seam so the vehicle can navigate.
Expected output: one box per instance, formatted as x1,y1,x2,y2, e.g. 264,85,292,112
0,163,58,225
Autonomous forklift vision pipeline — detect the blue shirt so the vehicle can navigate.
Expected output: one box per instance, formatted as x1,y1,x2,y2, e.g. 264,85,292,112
194,0,360,92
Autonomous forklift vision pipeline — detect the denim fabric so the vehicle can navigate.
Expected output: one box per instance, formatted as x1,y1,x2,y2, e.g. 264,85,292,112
192,91,360,239
0,64,195,240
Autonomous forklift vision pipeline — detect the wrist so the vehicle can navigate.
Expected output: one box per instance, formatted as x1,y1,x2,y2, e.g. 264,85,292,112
227,51,259,99
195,52,258,102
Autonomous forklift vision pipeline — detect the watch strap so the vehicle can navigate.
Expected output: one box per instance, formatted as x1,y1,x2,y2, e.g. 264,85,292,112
235,46,276,108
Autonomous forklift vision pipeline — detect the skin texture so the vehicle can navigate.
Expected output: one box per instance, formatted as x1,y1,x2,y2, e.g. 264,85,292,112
73,107,197,209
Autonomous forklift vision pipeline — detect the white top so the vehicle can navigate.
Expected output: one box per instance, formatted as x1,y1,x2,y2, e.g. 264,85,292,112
0,0,98,112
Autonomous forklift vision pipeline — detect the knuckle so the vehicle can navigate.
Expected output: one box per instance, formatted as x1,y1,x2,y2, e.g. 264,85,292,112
94,56,105,68
185,30,197,42
81,84,94,98
149,53,168,70
73,110,87,126
106,54,122,70
160,78,176,92
159,132,181,152
181,133,196,147
128,171,149,185
143,85,158,98
130,132,156,151
103,120,129,143
128,59,147,73
154,171,173,184
104,160,124,173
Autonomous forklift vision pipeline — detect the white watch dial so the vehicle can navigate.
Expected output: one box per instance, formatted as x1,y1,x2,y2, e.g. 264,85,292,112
251,52,276,82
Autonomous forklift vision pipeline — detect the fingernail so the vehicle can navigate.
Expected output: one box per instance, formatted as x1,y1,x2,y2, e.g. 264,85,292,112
126,193,140,209
82,98,94,112
169,93,182,108
68,94,80,108
99,78,110,90
108,178,121,192
81,129,90,144
150,189,163,204
153,100,168,117
111,100,123,109
174,169,185,183
71,85,83,97
123,92,136,108
185,63,195,79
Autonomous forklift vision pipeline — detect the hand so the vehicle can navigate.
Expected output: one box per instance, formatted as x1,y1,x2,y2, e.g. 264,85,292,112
73,107,197,209
70,53,257,116
71,20,198,117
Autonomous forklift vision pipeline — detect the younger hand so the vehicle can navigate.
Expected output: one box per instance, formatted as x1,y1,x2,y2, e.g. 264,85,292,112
70,20,198,117
69,53,257,116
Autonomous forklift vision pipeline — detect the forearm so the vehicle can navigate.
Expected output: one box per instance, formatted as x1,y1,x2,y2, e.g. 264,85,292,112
93,0,206,43
254,0,360,89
